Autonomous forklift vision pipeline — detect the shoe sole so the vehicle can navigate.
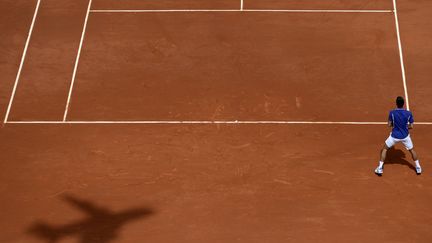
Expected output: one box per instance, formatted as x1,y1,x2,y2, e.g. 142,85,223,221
375,172,383,177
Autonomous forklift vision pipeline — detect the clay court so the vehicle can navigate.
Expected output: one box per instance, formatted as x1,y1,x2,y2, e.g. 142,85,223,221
1,0,432,242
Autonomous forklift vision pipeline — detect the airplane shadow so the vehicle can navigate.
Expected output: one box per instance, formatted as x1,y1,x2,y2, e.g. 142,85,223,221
27,194,155,243
384,147,416,172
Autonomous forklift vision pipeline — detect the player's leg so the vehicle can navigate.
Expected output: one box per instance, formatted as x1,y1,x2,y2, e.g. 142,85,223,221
380,145,389,163
375,144,390,175
375,136,395,175
410,149,421,175
403,136,422,175
409,148,418,161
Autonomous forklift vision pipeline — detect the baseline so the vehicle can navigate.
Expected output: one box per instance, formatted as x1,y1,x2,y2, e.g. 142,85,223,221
5,120,432,125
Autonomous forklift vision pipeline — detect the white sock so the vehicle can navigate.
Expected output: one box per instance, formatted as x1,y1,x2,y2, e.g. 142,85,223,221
379,161,384,168
415,160,421,168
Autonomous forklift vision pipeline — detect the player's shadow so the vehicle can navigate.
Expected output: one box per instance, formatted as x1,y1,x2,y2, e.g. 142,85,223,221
384,147,416,172
26,194,155,243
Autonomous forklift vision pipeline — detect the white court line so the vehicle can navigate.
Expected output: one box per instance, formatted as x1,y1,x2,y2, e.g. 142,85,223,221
63,0,93,121
2,121,402,125
6,120,432,125
3,0,41,124
90,9,393,13
392,0,410,110
240,0,244,11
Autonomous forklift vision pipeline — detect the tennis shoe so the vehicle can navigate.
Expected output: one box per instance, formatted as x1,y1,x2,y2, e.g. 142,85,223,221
375,166,383,176
415,166,422,175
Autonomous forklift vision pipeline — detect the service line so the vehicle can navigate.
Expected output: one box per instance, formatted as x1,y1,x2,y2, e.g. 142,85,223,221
90,9,393,13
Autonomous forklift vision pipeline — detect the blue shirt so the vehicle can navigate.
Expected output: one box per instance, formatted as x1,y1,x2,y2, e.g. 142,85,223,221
388,109,414,139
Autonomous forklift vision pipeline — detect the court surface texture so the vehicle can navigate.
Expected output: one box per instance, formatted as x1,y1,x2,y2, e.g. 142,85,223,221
1,0,432,242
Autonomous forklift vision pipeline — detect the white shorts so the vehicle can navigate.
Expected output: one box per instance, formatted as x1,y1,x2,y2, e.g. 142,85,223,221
385,134,414,150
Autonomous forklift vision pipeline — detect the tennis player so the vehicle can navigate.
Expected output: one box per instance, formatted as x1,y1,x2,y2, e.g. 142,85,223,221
375,96,422,176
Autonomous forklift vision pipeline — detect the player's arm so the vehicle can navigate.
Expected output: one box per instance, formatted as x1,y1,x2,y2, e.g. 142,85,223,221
408,113,414,129
388,111,393,127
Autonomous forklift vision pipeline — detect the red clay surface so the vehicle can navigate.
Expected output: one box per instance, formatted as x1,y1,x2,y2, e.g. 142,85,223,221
6,0,89,121
91,0,392,11
92,0,239,10
67,12,403,121
1,125,431,243
0,0,36,120
397,0,432,121
1,0,432,243
245,0,392,10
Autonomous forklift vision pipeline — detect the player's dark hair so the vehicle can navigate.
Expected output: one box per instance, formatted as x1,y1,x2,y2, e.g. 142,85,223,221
396,96,404,108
